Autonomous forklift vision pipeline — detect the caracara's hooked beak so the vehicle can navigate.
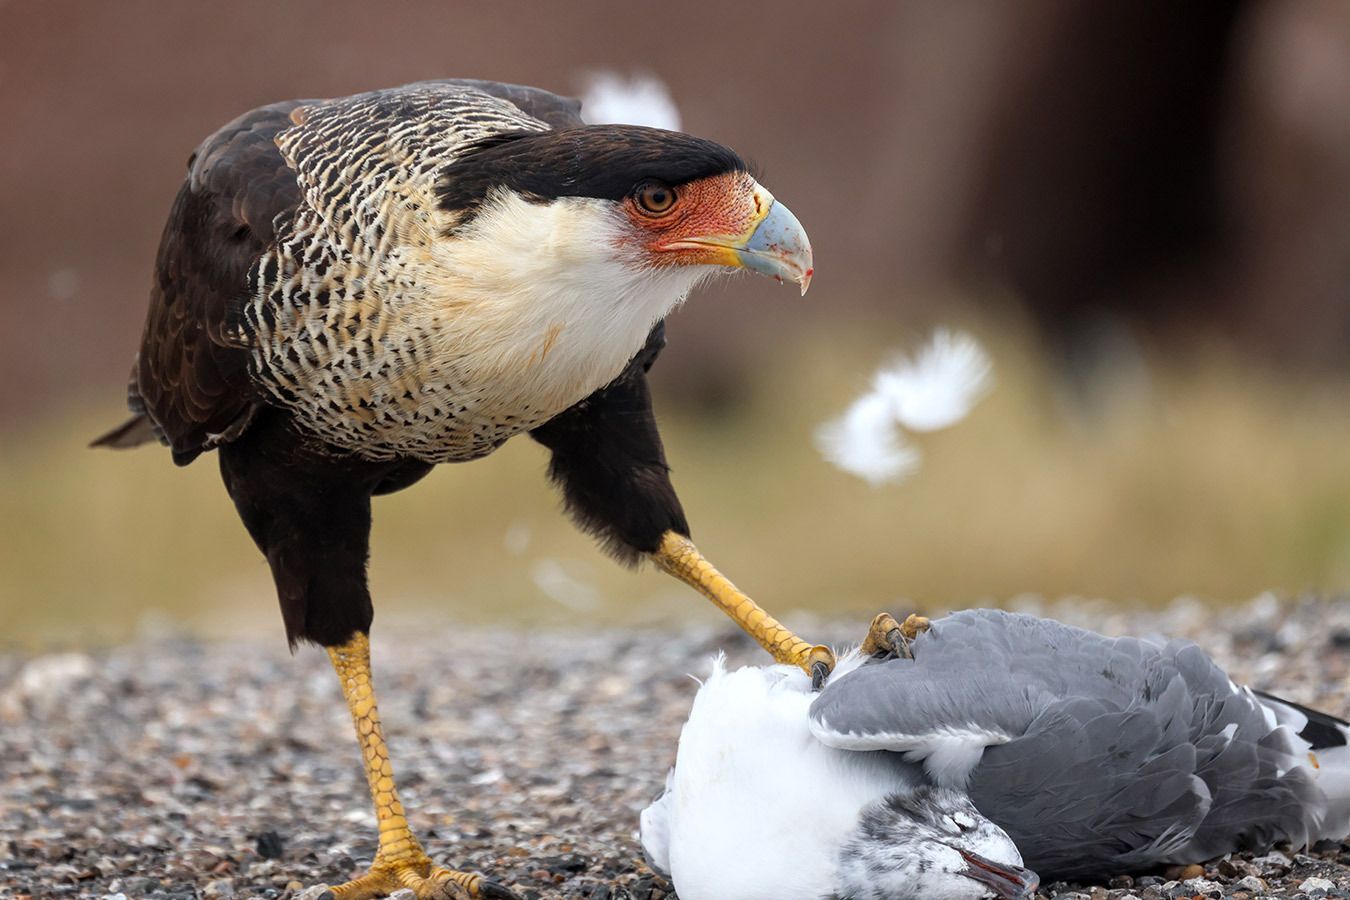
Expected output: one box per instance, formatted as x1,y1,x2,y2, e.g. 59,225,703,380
731,184,814,295
657,181,814,295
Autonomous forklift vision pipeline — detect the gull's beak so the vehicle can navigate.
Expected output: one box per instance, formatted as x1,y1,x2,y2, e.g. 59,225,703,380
664,182,814,295
957,849,1039,900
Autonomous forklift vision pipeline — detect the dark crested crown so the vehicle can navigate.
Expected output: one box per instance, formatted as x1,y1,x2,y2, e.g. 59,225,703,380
437,125,748,221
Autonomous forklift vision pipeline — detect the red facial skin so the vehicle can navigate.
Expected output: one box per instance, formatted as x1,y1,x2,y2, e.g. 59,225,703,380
620,172,764,268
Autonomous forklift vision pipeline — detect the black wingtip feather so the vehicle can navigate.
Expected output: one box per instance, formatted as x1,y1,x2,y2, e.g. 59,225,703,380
1254,689,1350,750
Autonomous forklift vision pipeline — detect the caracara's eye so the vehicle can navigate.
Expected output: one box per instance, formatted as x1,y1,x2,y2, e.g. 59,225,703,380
634,180,678,216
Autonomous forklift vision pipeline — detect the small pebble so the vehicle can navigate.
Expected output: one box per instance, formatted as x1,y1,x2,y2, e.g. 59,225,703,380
1180,876,1223,897
1253,849,1293,872
256,829,286,860
203,878,235,898
1298,875,1336,894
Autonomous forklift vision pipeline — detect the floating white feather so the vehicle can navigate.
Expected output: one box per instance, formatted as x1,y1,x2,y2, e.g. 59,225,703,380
878,329,993,432
815,392,921,487
816,329,992,485
579,71,682,131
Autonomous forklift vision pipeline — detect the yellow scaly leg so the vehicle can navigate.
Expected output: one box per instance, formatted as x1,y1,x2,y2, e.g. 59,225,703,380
324,634,518,900
651,532,836,684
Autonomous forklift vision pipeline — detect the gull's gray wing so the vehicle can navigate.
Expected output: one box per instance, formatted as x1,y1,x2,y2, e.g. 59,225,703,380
810,609,1328,879
810,610,1156,782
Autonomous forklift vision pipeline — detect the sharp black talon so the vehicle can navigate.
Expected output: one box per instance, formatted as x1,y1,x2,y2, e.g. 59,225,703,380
810,659,830,690
887,627,914,660
479,880,524,900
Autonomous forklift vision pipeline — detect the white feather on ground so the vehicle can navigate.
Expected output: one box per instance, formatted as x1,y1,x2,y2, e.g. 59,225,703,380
579,72,682,131
816,329,992,485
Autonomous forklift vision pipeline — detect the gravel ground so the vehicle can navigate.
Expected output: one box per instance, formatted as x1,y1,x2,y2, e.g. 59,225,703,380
2,595,1349,899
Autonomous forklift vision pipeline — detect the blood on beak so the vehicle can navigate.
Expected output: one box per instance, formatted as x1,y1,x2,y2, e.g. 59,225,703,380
733,186,813,295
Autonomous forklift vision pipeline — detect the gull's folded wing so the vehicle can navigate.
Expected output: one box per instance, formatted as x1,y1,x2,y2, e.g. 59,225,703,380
809,609,1325,879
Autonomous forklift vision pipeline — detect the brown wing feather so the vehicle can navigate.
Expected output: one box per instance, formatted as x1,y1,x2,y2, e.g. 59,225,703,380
133,101,309,465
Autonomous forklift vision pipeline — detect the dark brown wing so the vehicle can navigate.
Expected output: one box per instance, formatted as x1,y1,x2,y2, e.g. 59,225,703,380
133,101,309,465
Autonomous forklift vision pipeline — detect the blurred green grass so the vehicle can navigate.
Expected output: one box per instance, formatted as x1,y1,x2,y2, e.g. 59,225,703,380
3,316,1349,648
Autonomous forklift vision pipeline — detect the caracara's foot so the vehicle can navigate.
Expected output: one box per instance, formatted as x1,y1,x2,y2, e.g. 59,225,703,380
861,612,931,661
900,613,931,641
322,635,522,900
327,857,521,900
806,644,837,690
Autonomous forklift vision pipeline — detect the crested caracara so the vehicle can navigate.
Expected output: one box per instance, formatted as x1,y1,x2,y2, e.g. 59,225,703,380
95,79,871,899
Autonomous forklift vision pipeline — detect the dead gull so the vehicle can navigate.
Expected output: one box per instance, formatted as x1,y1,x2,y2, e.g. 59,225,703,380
641,609,1350,899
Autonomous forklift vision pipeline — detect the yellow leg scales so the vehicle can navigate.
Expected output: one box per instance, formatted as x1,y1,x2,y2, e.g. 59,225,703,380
325,634,514,900
651,532,835,677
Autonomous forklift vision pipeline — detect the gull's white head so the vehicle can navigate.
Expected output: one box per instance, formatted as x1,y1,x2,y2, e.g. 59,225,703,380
640,655,1037,900
835,786,1037,900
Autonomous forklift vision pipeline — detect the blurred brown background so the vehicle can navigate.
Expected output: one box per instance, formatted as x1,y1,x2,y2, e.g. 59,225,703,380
3,0,1349,646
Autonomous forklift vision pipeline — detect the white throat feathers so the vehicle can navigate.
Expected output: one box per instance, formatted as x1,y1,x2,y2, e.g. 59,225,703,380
425,190,710,416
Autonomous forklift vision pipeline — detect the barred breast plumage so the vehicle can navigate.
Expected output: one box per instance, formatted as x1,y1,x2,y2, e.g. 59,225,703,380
239,84,561,463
